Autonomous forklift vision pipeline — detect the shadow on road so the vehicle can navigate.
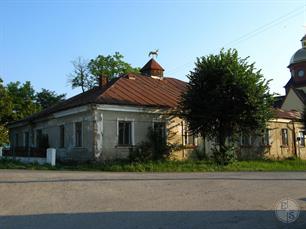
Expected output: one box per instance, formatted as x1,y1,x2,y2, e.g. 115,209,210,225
0,210,305,229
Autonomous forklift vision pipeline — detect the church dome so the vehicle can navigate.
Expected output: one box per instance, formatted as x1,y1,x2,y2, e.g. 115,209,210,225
290,48,306,65
289,35,306,65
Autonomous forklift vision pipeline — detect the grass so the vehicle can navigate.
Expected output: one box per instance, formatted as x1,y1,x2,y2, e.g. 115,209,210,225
0,157,306,172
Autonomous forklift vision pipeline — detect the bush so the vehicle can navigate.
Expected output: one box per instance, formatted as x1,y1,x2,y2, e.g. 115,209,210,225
190,146,208,161
129,127,170,162
129,141,152,162
211,144,237,165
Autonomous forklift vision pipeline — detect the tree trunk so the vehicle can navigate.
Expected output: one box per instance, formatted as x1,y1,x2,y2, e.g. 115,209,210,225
218,127,227,166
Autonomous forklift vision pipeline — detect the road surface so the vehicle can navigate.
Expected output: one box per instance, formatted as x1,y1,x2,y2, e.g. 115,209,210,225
0,170,305,228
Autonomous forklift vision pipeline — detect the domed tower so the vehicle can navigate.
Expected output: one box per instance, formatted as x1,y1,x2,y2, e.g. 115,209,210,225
281,35,306,112
285,35,306,93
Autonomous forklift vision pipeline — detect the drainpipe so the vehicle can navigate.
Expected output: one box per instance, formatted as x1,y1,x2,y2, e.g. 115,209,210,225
292,120,298,157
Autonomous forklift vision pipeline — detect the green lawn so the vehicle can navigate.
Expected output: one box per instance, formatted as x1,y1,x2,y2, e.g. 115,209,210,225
0,158,306,172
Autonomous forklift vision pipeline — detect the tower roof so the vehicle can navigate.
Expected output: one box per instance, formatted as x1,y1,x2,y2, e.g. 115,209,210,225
140,58,164,72
289,34,306,66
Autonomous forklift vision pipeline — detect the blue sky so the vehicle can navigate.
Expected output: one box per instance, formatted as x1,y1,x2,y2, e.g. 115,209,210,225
1,0,306,97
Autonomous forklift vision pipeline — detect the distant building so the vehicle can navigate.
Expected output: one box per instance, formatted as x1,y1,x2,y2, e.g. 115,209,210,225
281,35,306,111
240,35,306,160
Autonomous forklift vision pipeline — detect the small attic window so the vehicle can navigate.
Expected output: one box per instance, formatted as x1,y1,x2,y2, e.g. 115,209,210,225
127,75,136,80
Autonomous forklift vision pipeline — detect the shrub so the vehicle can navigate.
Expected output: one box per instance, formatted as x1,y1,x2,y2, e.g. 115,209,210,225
129,141,152,162
211,144,237,165
129,127,170,162
190,146,208,161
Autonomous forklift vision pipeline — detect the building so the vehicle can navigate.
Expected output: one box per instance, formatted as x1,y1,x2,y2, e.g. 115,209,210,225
237,35,306,160
7,59,197,161
282,35,306,112
7,36,306,161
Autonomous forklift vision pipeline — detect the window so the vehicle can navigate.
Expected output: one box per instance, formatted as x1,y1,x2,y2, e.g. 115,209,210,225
262,129,270,146
153,122,166,142
75,122,82,147
118,121,132,146
298,70,304,77
59,125,65,148
15,133,19,147
24,132,29,148
241,133,251,146
36,129,42,147
281,129,288,146
298,131,305,147
181,122,197,146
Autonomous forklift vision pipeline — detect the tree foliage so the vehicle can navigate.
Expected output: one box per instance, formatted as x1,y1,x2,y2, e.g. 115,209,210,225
68,57,92,93
69,52,140,92
180,49,274,149
36,89,66,109
6,81,39,122
0,77,66,146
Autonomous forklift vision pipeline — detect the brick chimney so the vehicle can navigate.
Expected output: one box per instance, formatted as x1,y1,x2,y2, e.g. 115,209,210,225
99,75,108,87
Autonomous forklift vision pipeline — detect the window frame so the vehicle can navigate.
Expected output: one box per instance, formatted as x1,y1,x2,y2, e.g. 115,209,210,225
36,129,42,148
240,133,251,146
74,122,83,147
117,118,134,146
181,121,198,146
59,125,65,148
261,128,271,146
153,121,167,143
281,128,289,146
298,131,305,147
15,133,19,147
24,131,29,148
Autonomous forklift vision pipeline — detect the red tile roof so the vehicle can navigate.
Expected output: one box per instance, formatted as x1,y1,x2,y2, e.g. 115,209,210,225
13,74,187,123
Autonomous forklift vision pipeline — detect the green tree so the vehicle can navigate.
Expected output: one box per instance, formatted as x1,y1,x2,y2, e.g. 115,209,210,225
180,49,274,157
6,81,40,121
36,89,66,109
69,52,140,92
0,125,9,147
0,78,12,146
0,78,13,124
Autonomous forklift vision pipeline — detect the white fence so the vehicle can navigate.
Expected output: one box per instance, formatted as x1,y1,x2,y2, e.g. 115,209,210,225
0,147,56,166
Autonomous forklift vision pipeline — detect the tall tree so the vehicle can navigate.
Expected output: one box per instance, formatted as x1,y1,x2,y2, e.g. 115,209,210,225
88,52,140,81
36,89,66,109
68,57,91,93
6,81,39,122
0,78,13,124
69,52,140,92
0,78,66,146
180,49,274,149
0,78,12,146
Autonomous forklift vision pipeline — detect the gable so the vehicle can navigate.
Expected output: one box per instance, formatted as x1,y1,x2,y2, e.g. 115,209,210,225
281,88,304,112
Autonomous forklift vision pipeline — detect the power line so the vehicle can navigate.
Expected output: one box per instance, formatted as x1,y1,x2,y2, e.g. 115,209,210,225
167,4,305,76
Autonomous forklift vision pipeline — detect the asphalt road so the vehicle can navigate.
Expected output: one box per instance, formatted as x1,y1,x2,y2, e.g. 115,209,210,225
0,170,305,229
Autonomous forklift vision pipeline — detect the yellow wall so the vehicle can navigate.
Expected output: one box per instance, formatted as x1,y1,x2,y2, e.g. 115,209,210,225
166,116,306,160
226,119,306,160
